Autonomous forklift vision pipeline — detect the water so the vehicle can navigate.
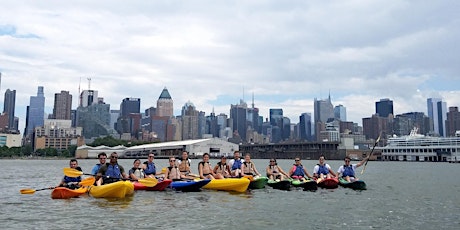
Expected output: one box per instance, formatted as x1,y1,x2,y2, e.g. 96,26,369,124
1,159,459,229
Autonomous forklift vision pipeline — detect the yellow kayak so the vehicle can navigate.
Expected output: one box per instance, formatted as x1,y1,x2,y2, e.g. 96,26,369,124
89,181,134,198
202,178,250,193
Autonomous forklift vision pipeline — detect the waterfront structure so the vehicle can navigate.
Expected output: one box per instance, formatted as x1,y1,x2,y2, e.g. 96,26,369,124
3,89,17,131
24,86,45,143
334,104,347,121
376,98,394,118
53,91,72,120
427,98,447,137
156,87,173,117
122,138,239,159
446,107,460,137
0,133,21,147
380,128,460,162
34,119,84,151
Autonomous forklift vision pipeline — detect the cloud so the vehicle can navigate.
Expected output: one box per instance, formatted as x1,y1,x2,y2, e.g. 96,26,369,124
0,0,459,134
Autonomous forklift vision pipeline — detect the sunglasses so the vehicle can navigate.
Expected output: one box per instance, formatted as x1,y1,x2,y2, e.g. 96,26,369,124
270,160,275,162
99,158,106,160
295,160,300,161
111,156,118,159
149,156,154,158
345,160,350,162
170,160,176,162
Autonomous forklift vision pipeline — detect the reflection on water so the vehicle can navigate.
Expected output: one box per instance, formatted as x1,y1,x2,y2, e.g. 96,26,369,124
1,159,460,229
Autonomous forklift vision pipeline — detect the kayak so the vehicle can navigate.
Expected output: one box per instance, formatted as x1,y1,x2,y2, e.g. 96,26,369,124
203,178,250,193
51,187,88,199
316,178,339,189
133,179,172,191
267,179,291,191
291,179,318,191
170,179,211,192
338,177,367,190
89,181,134,198
248,176,268,189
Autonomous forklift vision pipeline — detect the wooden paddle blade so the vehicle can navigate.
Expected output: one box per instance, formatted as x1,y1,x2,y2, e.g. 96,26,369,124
79,177,96,186
138,178,158,187
63,168,84,177
20,189,36,194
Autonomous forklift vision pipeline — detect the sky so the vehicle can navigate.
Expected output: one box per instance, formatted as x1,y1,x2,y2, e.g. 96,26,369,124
1,0,460,134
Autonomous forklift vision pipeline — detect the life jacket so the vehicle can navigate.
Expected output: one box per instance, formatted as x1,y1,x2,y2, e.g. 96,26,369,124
178,159,191,172
292,165,305,177
131,167,145,179
317,164,329,175
63,175,81,184
269,165,280,174
231,159,243,170
243,162,254,174
91,164,102,175
105,164,122,178
342,165,355,177
167,166,181,179
216,162,228,174
144,161,156,175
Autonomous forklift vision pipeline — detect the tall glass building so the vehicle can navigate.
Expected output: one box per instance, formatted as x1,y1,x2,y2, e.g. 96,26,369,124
25,86,45,138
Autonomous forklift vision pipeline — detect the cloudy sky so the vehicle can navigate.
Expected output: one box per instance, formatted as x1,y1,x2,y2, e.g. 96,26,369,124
1,0,459,133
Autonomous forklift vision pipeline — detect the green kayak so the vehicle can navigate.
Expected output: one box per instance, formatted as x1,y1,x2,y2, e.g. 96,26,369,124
290,178,317,191
267,179,291,191
338,177,367,190
248,176,268,189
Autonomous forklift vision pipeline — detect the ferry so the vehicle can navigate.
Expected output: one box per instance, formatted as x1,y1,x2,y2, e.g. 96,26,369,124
380,128,460,162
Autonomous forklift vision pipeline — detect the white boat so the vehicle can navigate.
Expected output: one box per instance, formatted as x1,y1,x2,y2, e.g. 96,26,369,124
380,128,460,162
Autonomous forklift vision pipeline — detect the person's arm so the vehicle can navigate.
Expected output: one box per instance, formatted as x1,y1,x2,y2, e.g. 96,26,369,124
266,166,271,176
312,166,318,178
327,165,337,177
119,166,129,179
356,156,369,168
278,166,290,177
253,164,261,176
213,165,219,174
198,163,205,179
303,167,313,179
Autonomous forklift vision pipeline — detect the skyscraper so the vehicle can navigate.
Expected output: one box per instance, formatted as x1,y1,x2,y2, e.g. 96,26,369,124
53,91,72,120
314,95,334,123
376,98,394,118
80,90,98,107
181,101,199,140
157,87,173,117
3,89,16,131
334,104,347,121
24,86,45,141
446,107,460,137
299,113,312,141
427,98,447,136
120,98,140,117
230,100,247,142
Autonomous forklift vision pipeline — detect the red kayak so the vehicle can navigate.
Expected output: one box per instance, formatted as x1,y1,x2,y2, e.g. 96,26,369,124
316,178,339,189
133,179,172,191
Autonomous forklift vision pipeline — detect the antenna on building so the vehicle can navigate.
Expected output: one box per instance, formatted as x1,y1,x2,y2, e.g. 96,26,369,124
252,91,255,109
87,77,91,90
78,77,82,107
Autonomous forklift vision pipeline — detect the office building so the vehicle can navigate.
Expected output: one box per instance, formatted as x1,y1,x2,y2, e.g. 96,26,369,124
157,87,173,117
427,98,447,136
376,98,394,118
53,91,72,120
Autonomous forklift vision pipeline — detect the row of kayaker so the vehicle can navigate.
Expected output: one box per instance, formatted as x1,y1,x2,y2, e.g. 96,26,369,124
58,151,369,189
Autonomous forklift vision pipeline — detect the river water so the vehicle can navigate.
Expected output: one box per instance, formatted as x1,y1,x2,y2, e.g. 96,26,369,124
1,159,459,229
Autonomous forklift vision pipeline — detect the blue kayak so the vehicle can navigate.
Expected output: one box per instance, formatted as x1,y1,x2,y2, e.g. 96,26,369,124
169,179,211,192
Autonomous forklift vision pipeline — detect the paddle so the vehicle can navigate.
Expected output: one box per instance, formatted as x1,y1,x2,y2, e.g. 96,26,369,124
20,177,96,194
63,168,158,187
361,132,382,175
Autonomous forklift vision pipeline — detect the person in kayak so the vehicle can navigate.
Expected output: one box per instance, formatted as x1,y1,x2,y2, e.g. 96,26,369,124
129,159,145,180
266,158,290,181
165,157,187,180
289,157,313,180
336,156,368,182
91,152,107,175
198,153,222,179
241,154,261,177
143,152,157,178
213,155,231,178
228,151,243,177
313,155,337,180
59,159,82,189
96,152,128,185
177,151,197,178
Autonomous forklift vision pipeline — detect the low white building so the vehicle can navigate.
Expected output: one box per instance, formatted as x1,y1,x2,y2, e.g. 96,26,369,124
123,138,239,158
0,133,22,147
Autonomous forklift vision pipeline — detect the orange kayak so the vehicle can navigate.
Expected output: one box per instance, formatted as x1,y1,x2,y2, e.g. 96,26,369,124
51,187,88,199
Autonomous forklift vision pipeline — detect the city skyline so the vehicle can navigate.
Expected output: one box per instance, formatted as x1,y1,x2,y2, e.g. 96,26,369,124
1,1,459,134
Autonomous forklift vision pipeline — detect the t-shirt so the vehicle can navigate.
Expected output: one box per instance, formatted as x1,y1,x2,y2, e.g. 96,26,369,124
337,164,357,175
